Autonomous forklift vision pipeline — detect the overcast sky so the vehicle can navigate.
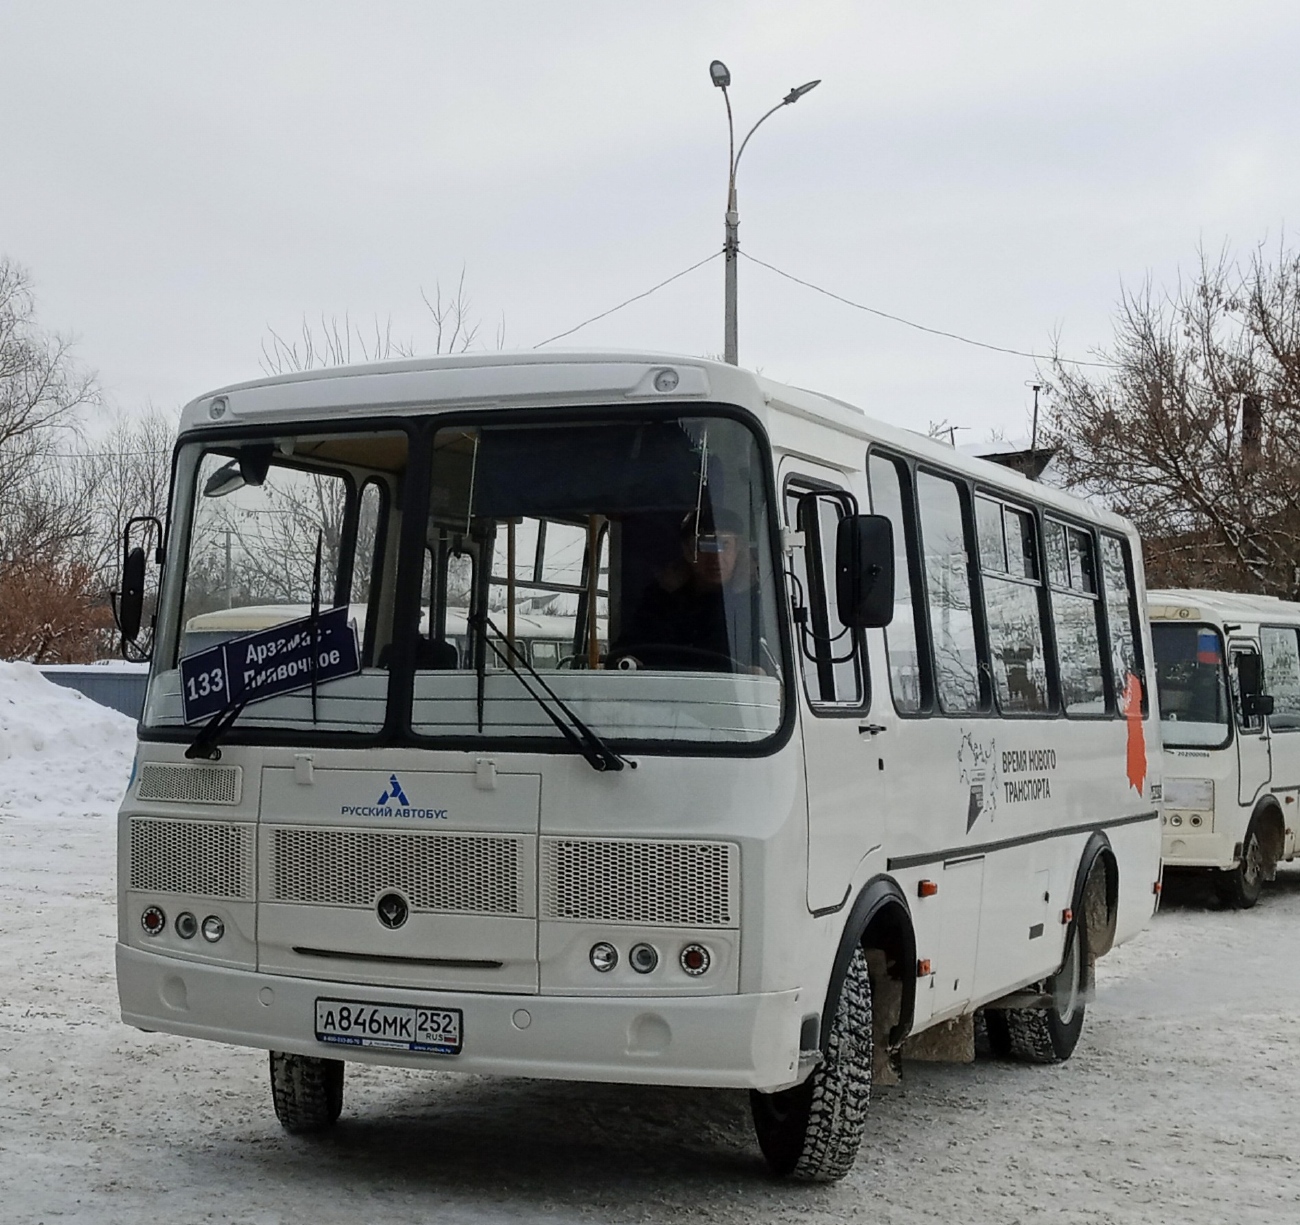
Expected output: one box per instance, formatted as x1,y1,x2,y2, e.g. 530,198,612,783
2,1,1298,443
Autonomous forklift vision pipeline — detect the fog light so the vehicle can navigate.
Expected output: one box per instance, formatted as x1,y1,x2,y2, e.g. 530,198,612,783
201,915,225,943
680,943,710,976
1189,814,1203,828
629,943,658,974
175,912,198,940
141,906,166,937
589,942,618,973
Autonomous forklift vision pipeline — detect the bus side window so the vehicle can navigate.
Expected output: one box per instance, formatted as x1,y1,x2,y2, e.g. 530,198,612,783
916,471,983,714
784,487,865,709
1047,520,1106,715
868,454,925,713
1261,627,1300,730
1099,534,1145,714
975,496,1050,714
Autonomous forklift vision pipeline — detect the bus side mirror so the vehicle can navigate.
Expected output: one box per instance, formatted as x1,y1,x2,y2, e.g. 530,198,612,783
113,515,162,654
118,546,146,641
836,514,894,629
1235,653,1273,718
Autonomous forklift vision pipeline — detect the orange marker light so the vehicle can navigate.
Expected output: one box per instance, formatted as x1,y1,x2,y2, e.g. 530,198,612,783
1153,880,1163,895
918,880,939,898
1061,908,1074,924
917,958,932,977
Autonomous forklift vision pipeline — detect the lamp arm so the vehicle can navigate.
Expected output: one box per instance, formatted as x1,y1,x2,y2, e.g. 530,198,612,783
733,98,790,182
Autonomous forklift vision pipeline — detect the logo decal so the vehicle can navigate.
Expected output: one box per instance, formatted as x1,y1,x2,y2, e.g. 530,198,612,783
377,774,410,807
959,730,998,831
340,775,449,821
377,892,409,930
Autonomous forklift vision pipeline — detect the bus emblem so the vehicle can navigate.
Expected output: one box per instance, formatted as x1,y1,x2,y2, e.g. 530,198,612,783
378,775,410,807
377,893,408,929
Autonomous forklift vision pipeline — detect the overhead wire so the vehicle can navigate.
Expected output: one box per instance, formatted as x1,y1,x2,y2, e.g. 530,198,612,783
533,250,722,349
741,251,1120,370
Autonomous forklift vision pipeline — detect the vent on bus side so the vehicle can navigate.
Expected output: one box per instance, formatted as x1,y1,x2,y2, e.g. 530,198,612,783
268,827,525,915
540,837,738,927
128,818,254,899
137,763,241,805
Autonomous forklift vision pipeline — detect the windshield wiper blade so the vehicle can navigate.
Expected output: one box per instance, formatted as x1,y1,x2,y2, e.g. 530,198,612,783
482,614,633,772
185,697,249,761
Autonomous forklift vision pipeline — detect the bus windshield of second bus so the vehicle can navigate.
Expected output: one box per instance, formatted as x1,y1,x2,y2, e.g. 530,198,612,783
1151,622,1232,749
145,411,787,748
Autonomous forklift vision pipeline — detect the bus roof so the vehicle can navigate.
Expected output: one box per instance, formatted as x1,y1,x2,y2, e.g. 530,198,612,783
1148,588,1300,626
177,350,1135,538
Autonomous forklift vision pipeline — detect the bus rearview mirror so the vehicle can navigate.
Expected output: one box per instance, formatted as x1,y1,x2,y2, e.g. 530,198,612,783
836,514,895,629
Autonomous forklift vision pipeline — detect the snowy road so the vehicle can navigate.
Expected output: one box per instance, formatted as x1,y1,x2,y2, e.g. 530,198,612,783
2,664,1298,1223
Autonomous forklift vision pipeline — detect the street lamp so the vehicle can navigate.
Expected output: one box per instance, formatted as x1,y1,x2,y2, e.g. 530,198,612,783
710,60,820,366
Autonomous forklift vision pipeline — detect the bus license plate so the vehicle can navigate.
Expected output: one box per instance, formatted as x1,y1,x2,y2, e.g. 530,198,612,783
314,998,463,1055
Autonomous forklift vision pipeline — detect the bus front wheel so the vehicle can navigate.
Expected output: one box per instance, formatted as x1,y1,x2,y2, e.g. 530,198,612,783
1002,918,1088,1064
750,946,873,1182
1216,824,1264,909
269,1050,344,1134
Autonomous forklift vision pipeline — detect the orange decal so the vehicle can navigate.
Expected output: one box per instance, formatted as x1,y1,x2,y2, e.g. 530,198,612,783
1124,672,1146,795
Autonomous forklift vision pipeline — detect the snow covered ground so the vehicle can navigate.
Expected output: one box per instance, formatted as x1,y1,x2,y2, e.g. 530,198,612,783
2,662,1298,1224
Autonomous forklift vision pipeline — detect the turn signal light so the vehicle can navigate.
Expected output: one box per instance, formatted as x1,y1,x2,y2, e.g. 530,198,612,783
141,906,165,937
917,958,932,977
680,943,711,976
918,880,939,898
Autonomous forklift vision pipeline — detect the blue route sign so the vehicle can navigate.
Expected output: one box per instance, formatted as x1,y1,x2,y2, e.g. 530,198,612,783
179,606,361,724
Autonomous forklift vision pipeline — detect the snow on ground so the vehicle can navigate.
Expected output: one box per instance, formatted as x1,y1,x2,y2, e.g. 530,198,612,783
1,665,1298,1224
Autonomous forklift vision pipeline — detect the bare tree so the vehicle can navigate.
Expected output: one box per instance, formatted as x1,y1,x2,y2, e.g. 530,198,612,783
0,257,106,660
1044,243,1300,597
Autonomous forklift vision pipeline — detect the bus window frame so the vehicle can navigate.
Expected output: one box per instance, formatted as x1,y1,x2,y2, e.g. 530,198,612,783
971,487,1058,719
781,473,868,716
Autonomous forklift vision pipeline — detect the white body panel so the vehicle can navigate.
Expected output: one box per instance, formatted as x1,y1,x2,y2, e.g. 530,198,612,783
119,352,1161,1092
1150,589,1300,873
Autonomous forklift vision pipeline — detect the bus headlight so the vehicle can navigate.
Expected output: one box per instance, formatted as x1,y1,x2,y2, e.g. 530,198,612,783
589,942,618,973
1164,778,1214,810
201,915,225,943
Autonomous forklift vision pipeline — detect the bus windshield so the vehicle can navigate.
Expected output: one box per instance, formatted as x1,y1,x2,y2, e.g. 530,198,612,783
1151,623,1231,749
145,412,786,749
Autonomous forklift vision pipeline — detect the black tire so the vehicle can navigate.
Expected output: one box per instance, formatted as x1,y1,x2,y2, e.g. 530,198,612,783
269,1050,344,1134
1003,920,1088,1065
1216,823,1264,909
977,1008,1013,1059
750,946,873,1182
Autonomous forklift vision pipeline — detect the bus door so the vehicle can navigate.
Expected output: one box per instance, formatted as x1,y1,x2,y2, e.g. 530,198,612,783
1230,641,1272,807
781,460,886,912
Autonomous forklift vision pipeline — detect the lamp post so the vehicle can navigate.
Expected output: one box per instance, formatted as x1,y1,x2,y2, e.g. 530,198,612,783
710,60,820,366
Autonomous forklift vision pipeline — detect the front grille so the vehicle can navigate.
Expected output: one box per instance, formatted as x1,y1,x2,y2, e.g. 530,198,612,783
137,763,241,805
268,827,525,915
128,817,254,898
540,837,738,927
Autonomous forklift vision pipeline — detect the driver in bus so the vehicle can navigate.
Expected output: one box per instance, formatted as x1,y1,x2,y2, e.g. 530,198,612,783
612,508,764,672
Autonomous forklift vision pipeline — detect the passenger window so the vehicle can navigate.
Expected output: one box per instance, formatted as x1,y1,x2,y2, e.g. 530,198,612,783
917,472,982,713
1099,534,1145,713
976,496,1049,713
1046,521,1106,715
868,455,924,712
785,486,865,708
1262,626,1300,731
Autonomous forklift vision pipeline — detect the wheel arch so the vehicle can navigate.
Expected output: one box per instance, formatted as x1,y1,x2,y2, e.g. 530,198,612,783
1071,831,1119,961
1251,798,1286,874
820,874,916,1051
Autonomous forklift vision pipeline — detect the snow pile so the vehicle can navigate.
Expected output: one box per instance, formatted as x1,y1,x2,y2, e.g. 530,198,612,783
0,660,136,815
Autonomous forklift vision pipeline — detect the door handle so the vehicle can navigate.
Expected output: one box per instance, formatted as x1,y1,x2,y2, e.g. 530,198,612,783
858,723,888,736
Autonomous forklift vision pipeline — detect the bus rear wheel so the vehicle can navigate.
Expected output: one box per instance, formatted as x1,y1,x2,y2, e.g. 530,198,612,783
270,1050,344,1134
1002,920,1088,1065
750,946,873,1182
1216,825,1264,909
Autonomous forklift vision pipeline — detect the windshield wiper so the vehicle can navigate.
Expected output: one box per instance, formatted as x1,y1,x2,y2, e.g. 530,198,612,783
185,697,249,761
481,613,633,773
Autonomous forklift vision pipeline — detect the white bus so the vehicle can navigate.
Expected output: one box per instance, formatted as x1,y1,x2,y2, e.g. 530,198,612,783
1149,588,1300,906
115,353,1161,1181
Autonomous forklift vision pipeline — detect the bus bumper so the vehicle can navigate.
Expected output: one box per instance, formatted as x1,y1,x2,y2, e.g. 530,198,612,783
116,944,806,1092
